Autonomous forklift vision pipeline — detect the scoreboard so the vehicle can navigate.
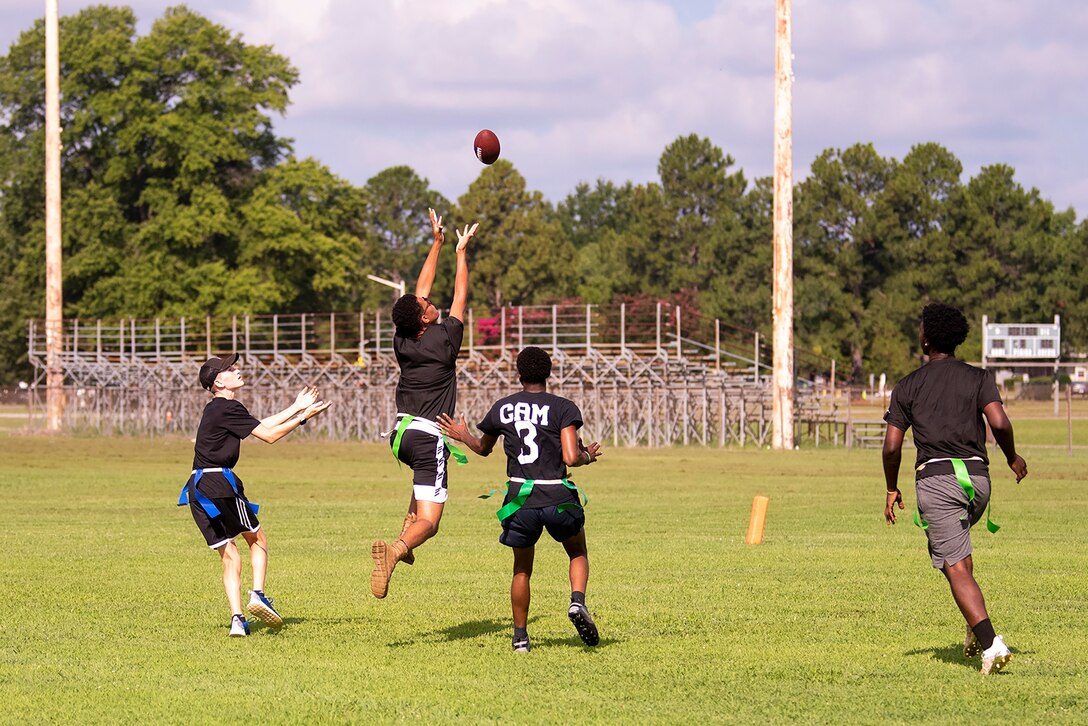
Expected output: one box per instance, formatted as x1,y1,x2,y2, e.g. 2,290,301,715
982,315,1060,361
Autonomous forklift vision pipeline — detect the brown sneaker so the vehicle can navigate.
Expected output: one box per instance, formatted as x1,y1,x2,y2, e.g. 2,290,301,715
400,513,416,566
370,539,407,599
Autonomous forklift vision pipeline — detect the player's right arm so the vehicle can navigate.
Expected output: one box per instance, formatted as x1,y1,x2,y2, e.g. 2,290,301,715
250,400,332,444
437,412,497,457
561,425,601,467
881,424,905,524
415,208,445,299
983,401,1028,482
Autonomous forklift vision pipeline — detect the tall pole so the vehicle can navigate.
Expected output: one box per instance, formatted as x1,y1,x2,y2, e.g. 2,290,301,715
45,0,64,431
772,0,794,449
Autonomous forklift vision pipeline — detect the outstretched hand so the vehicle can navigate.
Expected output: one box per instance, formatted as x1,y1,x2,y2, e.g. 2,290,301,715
303,400,332,420
884,488,904,525
456,222,479,253
429,208,444,241
580,438,603,464
436,412,470,442
295,386,319,410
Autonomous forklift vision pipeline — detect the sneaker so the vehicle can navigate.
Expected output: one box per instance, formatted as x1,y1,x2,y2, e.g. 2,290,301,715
980,635,1012,674
247,590,283,628
964,625,981,658
512,636,531,653
568,602,600,646
229,615,250,638
370,539,406,599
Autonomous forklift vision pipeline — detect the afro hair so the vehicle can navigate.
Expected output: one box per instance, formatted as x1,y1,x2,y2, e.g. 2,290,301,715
516,346,552,384
921,303,969,354
392,294,424,339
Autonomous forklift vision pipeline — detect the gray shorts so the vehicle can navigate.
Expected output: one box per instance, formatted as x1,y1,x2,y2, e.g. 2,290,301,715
916,473,991,569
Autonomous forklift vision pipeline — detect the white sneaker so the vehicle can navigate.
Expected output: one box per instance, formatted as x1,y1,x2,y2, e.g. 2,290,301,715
980,635,1011,674
229,615,250,638
964,625,981,658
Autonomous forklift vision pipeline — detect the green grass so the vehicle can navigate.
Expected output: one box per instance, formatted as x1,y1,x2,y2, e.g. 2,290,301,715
0,435,1085,724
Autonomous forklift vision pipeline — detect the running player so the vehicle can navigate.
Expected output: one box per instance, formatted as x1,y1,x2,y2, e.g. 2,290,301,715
180,353,331,636
370,209,479,598
882,303,1028,674
439,346,602,652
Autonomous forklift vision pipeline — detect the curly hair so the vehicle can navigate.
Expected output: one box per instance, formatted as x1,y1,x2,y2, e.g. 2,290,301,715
516,346,552,384
391,294,424,339
921,302,969,354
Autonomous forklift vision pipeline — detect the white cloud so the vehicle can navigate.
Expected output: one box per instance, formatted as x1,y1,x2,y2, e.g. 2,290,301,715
0,0,1084,215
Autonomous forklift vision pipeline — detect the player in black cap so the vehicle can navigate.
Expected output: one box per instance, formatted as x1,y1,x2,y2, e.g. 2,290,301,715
180,353,331,637
439,347,603,652
369,209,479,599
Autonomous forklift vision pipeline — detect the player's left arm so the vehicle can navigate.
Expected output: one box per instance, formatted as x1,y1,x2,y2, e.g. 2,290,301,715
436,412,496,457
448,222,478,322
881,424,905,524
561,425,601,467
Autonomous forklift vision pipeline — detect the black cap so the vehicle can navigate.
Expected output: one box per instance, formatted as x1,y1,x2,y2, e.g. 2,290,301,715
198,353,239,391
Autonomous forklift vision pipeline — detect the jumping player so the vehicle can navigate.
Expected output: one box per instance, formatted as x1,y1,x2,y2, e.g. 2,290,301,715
179,353,331,637
438,346,603,653
370,209,479,599
882,303,1028,674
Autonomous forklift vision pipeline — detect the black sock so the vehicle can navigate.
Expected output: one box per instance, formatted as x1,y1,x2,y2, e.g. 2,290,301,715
253,589,265,597
972,618,996,650
513,627,528,641
232,613,245,621
571,591,585,606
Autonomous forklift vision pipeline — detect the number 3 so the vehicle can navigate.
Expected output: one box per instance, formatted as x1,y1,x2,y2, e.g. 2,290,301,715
514,421,539,464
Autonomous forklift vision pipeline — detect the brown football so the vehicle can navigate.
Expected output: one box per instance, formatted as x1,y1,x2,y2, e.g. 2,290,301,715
473,129,500,165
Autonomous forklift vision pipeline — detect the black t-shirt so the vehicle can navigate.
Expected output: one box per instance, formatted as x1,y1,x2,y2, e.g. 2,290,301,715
394,317,465,421
883,357,1002,468
477,391,583,509
191,397,261,497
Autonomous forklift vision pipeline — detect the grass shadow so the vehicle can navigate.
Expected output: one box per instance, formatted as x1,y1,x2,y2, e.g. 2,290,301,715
387,616,541,648
903,642,1024,672
530,635,621,651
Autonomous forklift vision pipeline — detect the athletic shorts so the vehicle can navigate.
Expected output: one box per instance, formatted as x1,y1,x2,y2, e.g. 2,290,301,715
390,428,450,503
190,495,261,550
500,505,585,549
915,472,990,569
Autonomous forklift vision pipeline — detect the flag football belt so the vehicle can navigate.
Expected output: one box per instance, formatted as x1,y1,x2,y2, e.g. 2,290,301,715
176,468,259,519
479,477,589,521
913,457,999,533
389,413,468,465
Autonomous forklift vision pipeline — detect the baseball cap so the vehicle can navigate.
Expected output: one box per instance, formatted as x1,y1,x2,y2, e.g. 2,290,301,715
198,353,239,391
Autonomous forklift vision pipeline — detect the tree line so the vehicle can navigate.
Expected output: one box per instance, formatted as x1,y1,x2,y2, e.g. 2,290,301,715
2,6,1085,384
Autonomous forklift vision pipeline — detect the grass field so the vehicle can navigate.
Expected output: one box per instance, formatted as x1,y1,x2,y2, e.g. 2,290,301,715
1,427,1086,723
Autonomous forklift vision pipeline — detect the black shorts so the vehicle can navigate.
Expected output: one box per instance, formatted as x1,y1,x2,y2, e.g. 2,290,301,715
191,496,261,549
499,505,585,549
391,429,451,503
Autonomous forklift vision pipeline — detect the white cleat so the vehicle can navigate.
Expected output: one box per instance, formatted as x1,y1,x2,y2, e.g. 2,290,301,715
981,635,1012,675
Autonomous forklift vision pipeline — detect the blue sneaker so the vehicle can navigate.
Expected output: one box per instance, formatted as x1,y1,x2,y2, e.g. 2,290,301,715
247,590,283,628
229,615,250,637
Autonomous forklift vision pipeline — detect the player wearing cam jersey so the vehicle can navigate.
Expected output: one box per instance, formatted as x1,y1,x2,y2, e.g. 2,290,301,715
370,209,480,599
179,353,331,637
882,304,1028,674
439,347,603,653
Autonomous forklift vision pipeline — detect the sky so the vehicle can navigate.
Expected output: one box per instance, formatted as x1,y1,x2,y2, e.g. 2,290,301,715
2,0,1085,217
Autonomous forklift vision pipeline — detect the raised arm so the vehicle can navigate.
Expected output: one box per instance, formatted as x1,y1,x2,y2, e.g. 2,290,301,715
415,208,445,298
983,401,1028,482
881,424,906,524
436,412,496,457
250,387,332,444
448,222,478,322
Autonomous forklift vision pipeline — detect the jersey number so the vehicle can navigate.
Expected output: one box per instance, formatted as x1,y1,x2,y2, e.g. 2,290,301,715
514,421,539,464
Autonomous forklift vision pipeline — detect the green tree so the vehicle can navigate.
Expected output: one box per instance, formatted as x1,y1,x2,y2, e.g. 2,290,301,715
453,160,573,310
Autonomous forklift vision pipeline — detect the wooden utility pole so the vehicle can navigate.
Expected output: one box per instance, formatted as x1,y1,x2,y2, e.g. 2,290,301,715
772,0,794,449
45,0,64,431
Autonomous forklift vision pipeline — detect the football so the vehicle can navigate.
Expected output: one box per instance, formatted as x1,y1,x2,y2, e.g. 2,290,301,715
473,129,500,165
